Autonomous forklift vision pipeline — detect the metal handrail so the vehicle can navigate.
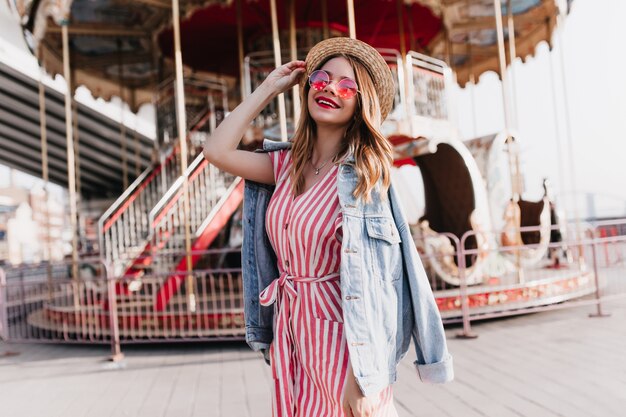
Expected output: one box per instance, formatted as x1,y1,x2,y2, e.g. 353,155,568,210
406,50,453,123
98,76,227,275
408,51,449,73
148,153,238,275
98,144,181,276
149,153,206,228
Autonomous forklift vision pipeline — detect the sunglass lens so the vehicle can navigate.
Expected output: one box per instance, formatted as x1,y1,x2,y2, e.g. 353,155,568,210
309,70,328,91
336,79,358,99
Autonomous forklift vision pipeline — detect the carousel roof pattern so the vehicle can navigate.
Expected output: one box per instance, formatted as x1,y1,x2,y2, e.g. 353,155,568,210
0,61,154,198
13,0,572,109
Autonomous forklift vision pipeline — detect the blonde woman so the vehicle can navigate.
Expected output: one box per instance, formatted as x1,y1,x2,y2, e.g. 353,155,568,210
204,37,453,417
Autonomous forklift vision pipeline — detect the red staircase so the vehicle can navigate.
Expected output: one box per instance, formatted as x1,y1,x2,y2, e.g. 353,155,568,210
98,75,237,299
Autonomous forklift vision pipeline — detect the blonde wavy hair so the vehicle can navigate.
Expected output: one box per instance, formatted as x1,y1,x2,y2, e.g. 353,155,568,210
289,54,394,203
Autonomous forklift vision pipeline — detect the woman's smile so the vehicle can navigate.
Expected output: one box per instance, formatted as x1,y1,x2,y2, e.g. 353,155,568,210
315,96,341,109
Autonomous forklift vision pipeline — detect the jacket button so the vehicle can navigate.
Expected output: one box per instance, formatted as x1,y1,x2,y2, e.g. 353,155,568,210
285,260,290,267
284,222,288,229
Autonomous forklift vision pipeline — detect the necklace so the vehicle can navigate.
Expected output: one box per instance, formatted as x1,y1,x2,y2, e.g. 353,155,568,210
311,153,338,175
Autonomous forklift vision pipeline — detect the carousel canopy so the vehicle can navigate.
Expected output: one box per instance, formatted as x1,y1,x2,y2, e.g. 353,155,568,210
14,0,571,110
0,61,154,198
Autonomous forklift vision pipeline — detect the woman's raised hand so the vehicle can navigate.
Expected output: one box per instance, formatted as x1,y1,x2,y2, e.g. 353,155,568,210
261,60,307,96
202,61,306,186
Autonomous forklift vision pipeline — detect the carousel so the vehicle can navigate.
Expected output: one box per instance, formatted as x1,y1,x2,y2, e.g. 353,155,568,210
11,0,594,341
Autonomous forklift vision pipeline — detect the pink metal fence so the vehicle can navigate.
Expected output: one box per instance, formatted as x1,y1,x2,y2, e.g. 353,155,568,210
1,222,625,357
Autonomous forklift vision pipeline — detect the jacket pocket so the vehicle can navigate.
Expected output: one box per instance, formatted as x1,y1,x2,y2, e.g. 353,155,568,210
365,216,402,282
365,216,401,244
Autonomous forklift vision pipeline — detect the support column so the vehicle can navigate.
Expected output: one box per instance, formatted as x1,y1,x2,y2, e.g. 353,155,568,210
493,0,512,134
321,0,329,39
553,0,583,262
493,0,518,201
494,0,522,282
61,23,79,283
396,0,409,124
270,0,288,141
38,65,50,258
38,63,54,300
171,0,195,312
117,38,128,189
236,0,246,101
346,0,356,39
506,0,519,130
289,0,300,127
466,0,478,138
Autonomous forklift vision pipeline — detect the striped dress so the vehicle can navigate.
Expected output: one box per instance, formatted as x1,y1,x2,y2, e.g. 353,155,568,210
260,149,398,417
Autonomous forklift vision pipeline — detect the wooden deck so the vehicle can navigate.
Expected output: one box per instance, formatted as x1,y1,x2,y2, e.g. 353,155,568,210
0,300,624,417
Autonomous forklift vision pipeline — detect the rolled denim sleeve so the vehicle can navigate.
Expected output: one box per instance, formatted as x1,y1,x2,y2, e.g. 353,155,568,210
414,352,454,383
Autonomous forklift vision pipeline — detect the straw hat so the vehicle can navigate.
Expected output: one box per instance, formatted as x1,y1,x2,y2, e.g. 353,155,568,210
303,37,395,121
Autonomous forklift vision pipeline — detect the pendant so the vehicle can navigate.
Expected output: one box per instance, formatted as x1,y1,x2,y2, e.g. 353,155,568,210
314,168,320,175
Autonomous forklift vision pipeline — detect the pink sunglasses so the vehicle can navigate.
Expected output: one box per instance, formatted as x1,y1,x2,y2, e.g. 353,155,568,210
308,70,360,100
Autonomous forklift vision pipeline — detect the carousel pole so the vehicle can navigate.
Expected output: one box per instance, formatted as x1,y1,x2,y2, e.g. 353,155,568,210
38,69,48,224
466,0,478,138
406,4,416,52
443,27,451,66
132,92,141,177
469,72,478,138
61,22,79,284
321,0,329,39
289,0,300,127
71,70,82,251
493,0,513,135
346,0,356,39
506,0,519,130
117,38,129,189
171,0,195,312
396,0,410,125
546,17,568,243
493,0,519,200
150,36,161,163
553,0,583,263
494,0,523,282
395,1,406,59
236,0,246,101
269,0,288,141
38,63,53,300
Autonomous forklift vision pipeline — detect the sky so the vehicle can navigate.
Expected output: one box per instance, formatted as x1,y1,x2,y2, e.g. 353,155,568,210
1,0,624,219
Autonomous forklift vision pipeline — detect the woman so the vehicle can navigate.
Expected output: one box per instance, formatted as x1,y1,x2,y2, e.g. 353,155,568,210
204,37,453,417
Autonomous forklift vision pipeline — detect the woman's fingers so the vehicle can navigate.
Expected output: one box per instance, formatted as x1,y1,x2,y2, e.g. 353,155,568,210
285,60,306,68
289,67,306,83
260,60,306,95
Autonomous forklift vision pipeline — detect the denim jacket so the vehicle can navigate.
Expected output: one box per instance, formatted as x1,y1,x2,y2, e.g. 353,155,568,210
241,139,453,397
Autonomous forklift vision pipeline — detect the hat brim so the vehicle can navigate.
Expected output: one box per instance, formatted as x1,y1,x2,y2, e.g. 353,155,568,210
302,37,395,121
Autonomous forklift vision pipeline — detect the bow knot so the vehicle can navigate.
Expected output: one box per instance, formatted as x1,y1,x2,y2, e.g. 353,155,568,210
259,271,298,307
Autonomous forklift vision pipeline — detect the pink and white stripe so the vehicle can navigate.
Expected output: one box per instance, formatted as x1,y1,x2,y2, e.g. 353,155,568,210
261,149,398,417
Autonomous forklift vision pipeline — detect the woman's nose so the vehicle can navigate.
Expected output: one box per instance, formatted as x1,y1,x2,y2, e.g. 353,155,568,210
323,82,338,96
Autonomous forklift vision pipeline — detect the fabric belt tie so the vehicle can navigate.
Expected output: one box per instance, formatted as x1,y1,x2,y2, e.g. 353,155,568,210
259,271,340,307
